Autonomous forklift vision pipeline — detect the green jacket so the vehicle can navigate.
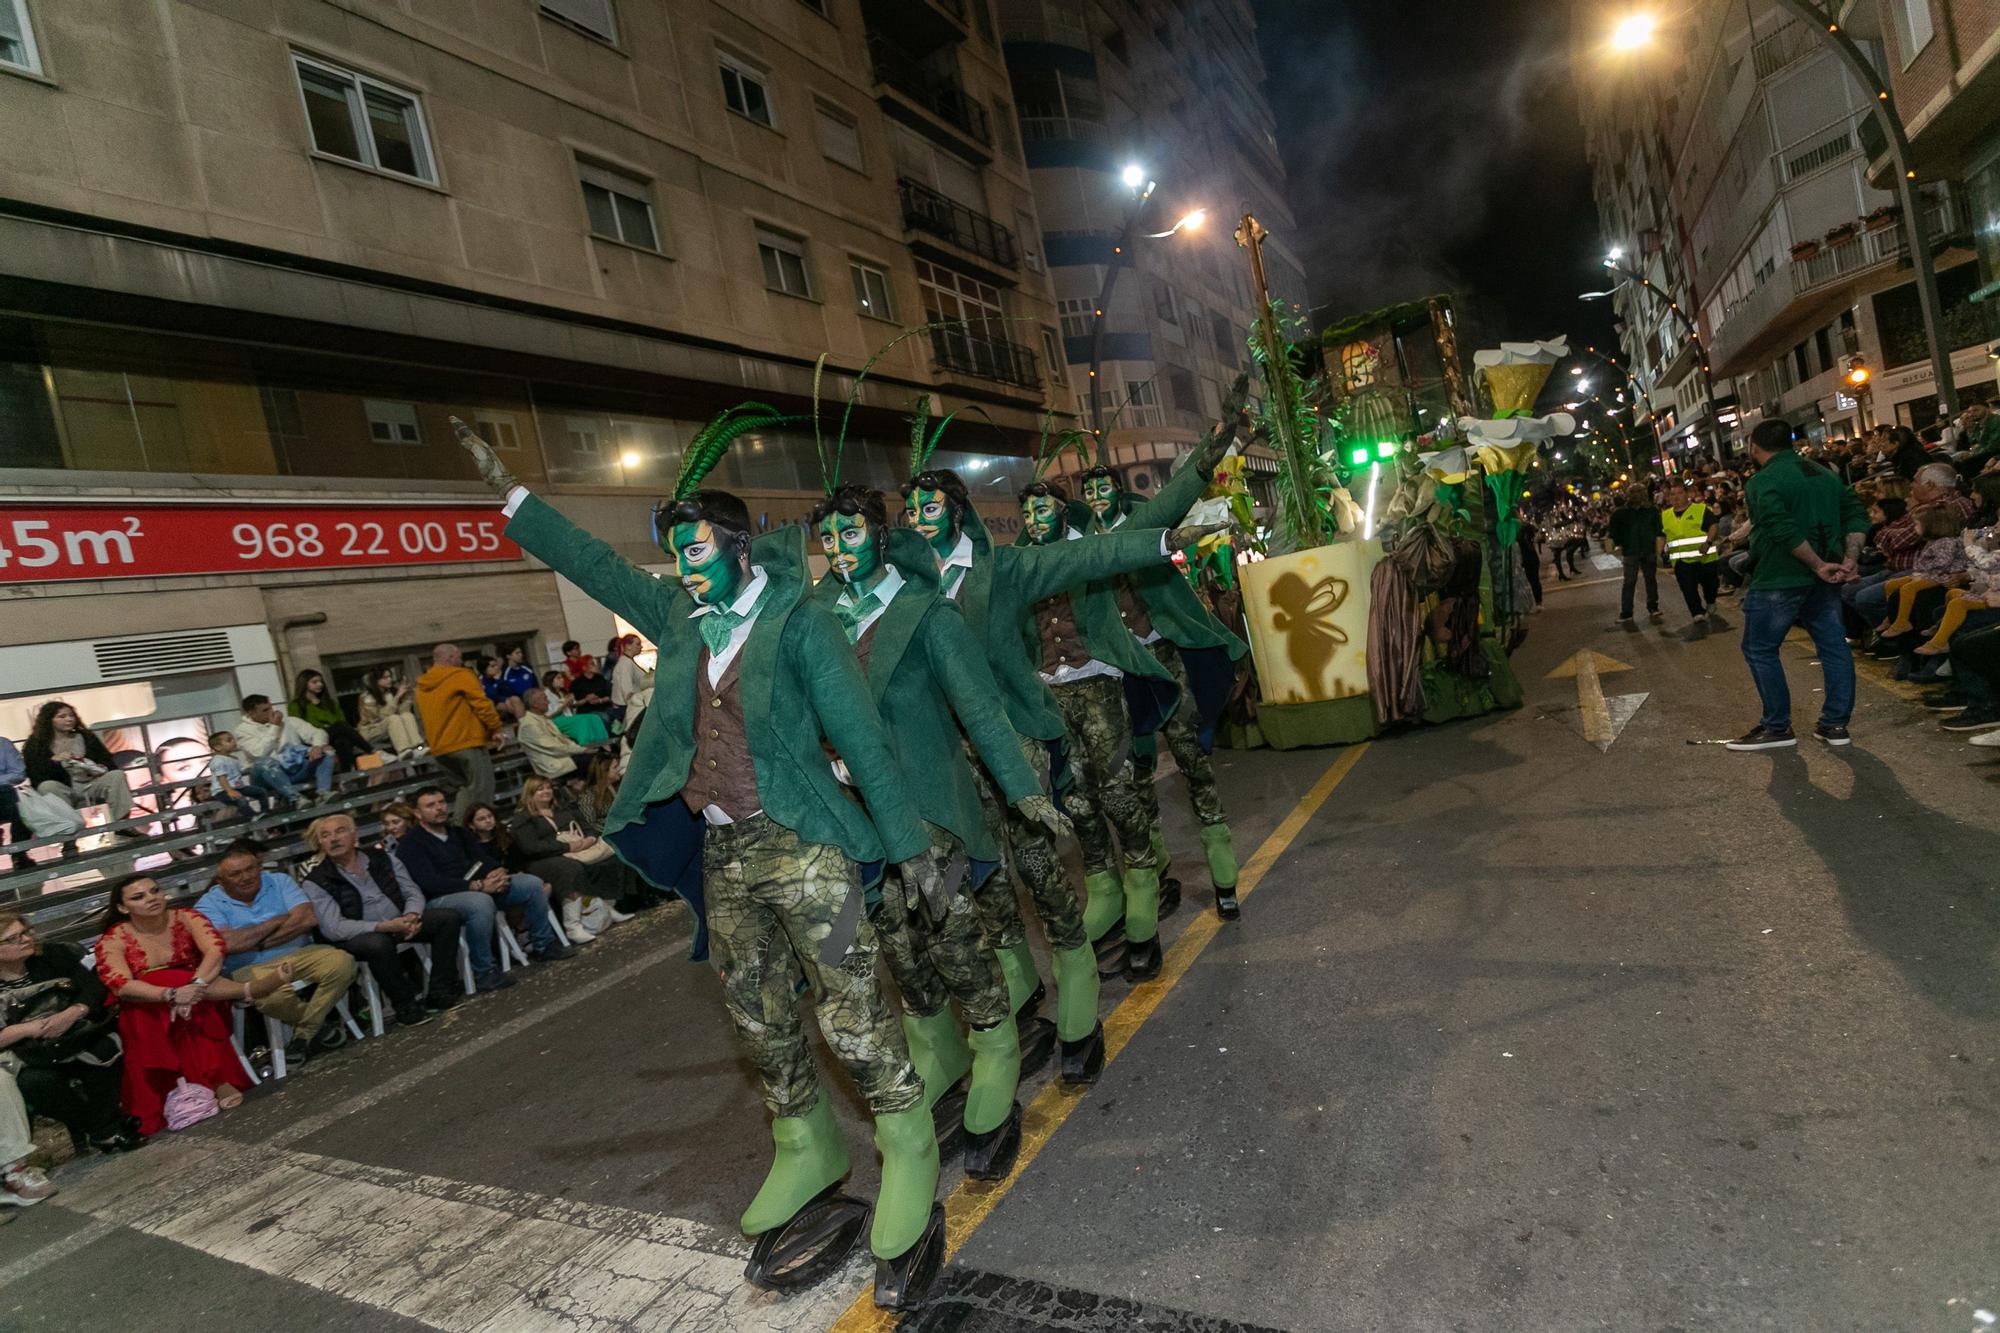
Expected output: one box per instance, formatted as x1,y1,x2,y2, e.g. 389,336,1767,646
506,495,929,865
1745,449,1870,590
954,511,1178,742
812,529,1041,862
1090,455,1247,660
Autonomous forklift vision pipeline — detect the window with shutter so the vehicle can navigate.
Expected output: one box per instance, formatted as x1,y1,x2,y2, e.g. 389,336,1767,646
540,0,617,42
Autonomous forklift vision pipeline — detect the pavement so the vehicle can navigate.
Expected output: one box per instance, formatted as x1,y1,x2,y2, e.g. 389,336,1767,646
6,569,1999,1333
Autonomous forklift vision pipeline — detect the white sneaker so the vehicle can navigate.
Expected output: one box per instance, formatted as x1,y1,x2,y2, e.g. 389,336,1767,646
604,906,636,924
1969,728,2000,747
1,1164,55,1206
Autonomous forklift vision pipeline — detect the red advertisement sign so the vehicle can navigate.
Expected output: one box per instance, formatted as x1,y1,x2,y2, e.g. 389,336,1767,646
0,502,520,583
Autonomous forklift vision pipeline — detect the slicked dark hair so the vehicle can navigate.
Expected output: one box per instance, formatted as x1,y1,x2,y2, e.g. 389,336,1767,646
899,468,972,516
809,484,888,531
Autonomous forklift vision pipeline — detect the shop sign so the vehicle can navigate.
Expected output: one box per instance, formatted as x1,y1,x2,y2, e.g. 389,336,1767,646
0,501,520,584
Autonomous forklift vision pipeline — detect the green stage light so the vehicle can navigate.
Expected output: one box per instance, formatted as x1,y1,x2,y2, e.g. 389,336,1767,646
1348,445,1370,467
1375,440,1397,459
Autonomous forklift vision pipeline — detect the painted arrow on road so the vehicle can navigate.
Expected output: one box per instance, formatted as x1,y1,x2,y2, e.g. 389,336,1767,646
1545,650,1648,751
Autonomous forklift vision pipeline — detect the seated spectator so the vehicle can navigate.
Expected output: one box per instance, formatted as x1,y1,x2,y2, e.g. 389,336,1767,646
303,814,465,1027
291,669,377,772
478,656,511,708
578,753,621,830
506,778,634,943
395,787,571,986
567,659,616,722
500,646,538,699
95,875,291,1134
24,701,137,823
517,688,595,779
562,640,592,682
194,840,358,1067
1915,524,2000,655
0,733,25,846
1877,506,1969,637
378,802,416,849
465,800,592,945
539,670,573,715
234,695,335,795
356,668,424,755
207,730,300,818
610,633,654,711
0,913,140,1196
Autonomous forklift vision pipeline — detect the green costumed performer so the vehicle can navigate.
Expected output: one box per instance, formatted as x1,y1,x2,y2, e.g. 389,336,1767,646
453,413,947,1312
900,412,1227,1067
1076,385,1252,922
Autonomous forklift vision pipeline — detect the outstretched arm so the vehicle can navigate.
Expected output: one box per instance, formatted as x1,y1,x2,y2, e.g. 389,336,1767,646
1009,527,1186,604
454,418,671,641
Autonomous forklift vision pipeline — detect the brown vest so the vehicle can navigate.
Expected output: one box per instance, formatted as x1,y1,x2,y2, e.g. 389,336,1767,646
1113,575,1156,640
681,649,760,817
1033,592,1091,674
852,619,880,678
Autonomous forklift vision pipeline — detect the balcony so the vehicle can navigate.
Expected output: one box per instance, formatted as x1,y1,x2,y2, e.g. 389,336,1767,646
898,177,1019,273
1750,19,1814,80
869,36,990,156
930,325,1041,391
1793,190,1967,296
1019,109,1111,147
859,0,966,60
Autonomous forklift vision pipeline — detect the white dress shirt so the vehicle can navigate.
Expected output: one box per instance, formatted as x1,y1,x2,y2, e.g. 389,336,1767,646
840,566,904,643
939,531,975,600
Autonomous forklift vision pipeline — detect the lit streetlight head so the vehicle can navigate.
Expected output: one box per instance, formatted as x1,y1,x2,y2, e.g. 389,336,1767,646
1606,246,1624,262
1120,163,1147,190
1177,208,1207,232
1610,12,1658,51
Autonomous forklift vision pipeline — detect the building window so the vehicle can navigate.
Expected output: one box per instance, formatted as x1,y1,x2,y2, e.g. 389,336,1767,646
1017,210,1043,271
1890,0,1934,65
293,55,436,183
578,160,660,251
0,0,41,75
1211,315,1236,359
758,226,814,297
850,260,895,320
815,100,865,171
720,54,775,127
475,409,522,451
1040,327,1065,378
1166,367,1198,414
992,97,1020,159
916,259,1004,327
566,416,601,455
1126,379,1158,409
364,399,421,445
797,0,828,14
540,0,617,43
1059,298,1093,339
1153,281,1178,325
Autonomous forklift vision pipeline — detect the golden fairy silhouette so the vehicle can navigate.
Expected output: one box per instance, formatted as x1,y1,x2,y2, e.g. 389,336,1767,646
1267,572,1350,702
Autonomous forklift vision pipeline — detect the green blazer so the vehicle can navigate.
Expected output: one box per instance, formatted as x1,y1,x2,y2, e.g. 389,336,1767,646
1092,457,1248,660
813,529,1041,862
506,495,929,866
956,513,1176,742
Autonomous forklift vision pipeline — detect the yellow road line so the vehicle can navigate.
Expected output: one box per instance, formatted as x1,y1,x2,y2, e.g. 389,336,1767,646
828,743,1371,1332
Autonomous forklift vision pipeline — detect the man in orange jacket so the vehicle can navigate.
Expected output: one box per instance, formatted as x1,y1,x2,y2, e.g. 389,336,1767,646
415,643,502,819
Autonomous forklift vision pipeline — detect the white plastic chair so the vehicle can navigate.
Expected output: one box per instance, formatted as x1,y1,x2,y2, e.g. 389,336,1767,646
492,908,569,971
232,979,367,1080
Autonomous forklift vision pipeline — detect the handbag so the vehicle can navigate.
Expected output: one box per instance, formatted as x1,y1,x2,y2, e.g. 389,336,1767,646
15,785,85,838
562,821,615,866
162,1077,220,1130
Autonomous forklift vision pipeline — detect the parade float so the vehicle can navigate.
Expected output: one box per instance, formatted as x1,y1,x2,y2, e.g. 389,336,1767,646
1223,219,1556,747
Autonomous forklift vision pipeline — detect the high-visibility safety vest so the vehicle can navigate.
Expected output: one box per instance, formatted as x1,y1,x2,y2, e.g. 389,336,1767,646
1661,504,1718,564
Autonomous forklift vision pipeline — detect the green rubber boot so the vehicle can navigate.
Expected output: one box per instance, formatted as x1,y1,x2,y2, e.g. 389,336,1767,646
869,1105,942,1259
993,939,1039,1016
1081,869,1123,942
1123,866,1162,944
1050,943,1101,1043
740,1095,851,1236
963,1021,1022,1136
1200,822,1239,889
902,1009,972,1111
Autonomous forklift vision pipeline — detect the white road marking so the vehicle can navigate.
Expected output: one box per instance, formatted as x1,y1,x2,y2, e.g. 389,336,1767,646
51,1137,872,1331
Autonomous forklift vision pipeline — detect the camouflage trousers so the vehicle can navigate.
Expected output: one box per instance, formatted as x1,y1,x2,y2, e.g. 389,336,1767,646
1052,674,1161,878
704,813,924,1119
969,733,1086,954
1134,640,1226,828
874,822,1011,1030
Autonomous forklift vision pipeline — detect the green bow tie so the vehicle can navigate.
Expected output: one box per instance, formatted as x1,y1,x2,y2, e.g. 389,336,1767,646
699,582,771,658
835,589,883,642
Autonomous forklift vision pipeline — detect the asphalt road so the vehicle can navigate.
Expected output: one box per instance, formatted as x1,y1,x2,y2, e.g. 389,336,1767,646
5,570,1998,1333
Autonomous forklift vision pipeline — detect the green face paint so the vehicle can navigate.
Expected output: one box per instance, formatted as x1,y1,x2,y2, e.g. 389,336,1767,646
668,519,745,606
816,511,882,584
1022,494,1064,545
907,487,958,560
1082,475,1120,521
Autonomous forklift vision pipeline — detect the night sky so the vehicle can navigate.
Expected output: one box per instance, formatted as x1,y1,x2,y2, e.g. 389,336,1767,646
1253,1,1621,358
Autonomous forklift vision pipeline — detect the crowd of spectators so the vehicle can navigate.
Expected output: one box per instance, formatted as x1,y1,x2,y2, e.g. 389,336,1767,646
0,641,664,1209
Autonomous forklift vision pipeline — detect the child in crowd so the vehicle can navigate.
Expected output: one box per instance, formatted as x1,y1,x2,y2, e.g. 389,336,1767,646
1915,523,2000,655
207,730,300,817
1878,506,1970,637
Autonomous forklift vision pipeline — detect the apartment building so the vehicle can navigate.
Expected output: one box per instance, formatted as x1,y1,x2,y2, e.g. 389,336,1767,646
0,0,1067,752
999,0,1301,502
1579,0,1990,453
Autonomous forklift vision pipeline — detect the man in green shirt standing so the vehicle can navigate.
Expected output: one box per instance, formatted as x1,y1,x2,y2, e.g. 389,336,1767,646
1607,484,1663,626
1726,419,1871,751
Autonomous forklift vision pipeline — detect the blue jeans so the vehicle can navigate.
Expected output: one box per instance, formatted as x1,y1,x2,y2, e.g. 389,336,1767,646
278,747,336,793
1741,582,1856,731
429,875,556,978
1840,570,1893,627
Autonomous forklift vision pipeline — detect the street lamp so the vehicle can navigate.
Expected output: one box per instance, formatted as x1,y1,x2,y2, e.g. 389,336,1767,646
1087,169,1205,438
1584,262,1723,458
1606,5,1959,418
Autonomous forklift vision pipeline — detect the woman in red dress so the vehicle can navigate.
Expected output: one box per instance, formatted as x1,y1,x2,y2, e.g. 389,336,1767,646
94,875,291,1133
